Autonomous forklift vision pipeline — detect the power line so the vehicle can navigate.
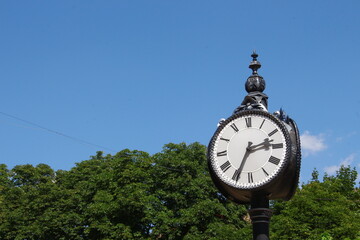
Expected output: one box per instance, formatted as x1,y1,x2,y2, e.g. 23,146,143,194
0,111,117,153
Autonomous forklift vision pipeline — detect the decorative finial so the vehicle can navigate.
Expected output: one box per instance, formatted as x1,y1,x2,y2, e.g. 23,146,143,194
245,51,265,93
249,50,261,75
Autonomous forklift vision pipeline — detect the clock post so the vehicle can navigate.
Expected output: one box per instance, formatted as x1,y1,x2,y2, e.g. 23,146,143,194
249,193,272,240
207,52,301,240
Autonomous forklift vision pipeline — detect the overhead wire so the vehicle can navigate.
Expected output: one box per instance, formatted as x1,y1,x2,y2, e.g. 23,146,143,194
0,111,117,153
0,112,194,174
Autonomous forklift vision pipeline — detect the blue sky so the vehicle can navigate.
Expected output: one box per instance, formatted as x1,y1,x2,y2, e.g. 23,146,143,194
1,1,359,184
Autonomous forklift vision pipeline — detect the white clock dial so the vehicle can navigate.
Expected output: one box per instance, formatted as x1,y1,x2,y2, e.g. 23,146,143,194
208,110,290,190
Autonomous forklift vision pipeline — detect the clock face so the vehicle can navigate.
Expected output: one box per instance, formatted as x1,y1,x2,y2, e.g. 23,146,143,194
208,110,291,190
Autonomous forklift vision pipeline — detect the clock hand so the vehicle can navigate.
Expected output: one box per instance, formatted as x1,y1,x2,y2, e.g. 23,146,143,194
247,138,274,151
234,141,252,181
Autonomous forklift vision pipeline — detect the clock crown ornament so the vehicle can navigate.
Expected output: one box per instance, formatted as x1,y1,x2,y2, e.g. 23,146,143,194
245,51,265,93
234,51,268,113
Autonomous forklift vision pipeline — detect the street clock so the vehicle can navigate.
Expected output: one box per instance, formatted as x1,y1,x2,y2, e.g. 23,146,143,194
207,53,301,204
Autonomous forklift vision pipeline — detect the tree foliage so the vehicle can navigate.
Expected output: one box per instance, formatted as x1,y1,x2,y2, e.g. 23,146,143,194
271,166,360,240
0,143,250,239
0,143,359,239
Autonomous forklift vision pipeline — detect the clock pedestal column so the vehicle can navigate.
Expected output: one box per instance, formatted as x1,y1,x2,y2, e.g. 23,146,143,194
249,194,272,240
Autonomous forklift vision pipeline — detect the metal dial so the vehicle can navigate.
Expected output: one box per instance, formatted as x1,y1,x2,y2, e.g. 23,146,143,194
208,110,291,190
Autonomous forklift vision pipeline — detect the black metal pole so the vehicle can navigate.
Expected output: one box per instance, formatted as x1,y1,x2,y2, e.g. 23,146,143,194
249,194,272,240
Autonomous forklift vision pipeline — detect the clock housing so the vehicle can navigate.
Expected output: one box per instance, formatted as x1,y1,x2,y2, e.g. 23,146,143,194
208,110,295,203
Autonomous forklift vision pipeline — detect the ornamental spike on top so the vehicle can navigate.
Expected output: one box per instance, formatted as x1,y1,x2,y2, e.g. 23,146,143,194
245,51,266,93
249,51,261,74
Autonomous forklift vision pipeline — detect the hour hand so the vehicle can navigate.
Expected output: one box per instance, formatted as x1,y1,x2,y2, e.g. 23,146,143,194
247,138,273,151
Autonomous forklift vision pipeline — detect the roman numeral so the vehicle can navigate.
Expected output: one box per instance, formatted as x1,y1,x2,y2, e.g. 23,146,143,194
268,129,278,137
217,150,227,157
272,143,283,149
220,161,231,172
232,169,241,181
248,172,253,183
220,137,230,142
262,167,269,176
230,123,239,132
269,156,280,165
245,117,252,128
259,119,265,129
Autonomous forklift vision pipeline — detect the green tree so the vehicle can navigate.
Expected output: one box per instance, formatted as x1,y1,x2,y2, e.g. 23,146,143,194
0,164,59,239
47,149,156,239
147,142,250,239
271,166,360,240
0,143,250,239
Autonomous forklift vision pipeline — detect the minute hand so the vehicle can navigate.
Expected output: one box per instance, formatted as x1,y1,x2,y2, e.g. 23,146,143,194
247,138,274,151
233,141,253,181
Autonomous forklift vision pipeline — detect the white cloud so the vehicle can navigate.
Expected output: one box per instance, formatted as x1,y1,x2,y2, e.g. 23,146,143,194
324,153,356,175
300,131,327,157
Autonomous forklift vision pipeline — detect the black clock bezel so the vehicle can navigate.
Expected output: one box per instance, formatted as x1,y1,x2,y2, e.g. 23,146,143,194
208,109,292,191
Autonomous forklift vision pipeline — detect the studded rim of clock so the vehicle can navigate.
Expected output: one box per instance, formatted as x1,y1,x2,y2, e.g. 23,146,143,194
208,109,291,190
